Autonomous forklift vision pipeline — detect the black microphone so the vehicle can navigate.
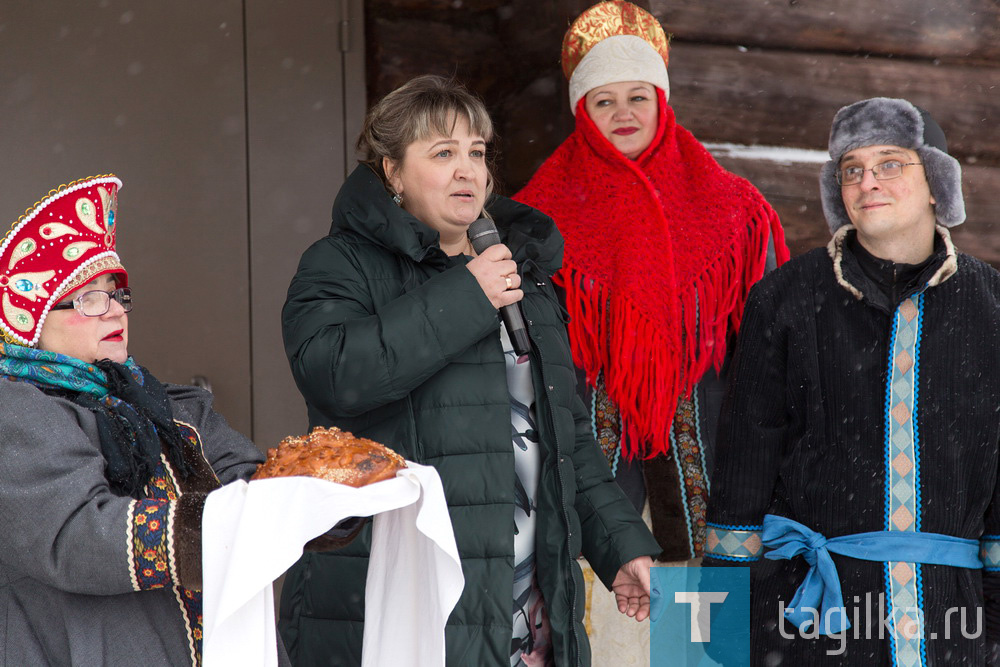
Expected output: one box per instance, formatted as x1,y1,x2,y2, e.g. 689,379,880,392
468,218,532,356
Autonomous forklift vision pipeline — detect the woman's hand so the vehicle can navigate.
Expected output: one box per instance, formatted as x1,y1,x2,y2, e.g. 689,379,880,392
466,244,523,310
611,555,654,621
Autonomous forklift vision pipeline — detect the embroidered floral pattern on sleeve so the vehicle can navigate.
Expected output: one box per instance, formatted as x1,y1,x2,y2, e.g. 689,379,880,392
166,421,208,666
176,585,204,666
124,420,209,666
127,453,179,591
128,495,175,590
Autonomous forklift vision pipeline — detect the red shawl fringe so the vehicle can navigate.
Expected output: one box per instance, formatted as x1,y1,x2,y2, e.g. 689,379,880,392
555,200,784,458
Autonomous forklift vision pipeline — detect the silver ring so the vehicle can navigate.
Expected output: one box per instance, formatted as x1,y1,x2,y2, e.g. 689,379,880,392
505,275,513,290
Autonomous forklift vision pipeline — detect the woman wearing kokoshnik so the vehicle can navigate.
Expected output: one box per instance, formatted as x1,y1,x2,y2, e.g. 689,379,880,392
0,174,294,665
516,0,789,562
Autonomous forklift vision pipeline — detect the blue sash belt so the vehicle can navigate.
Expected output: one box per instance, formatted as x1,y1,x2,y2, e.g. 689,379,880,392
761,514,981,635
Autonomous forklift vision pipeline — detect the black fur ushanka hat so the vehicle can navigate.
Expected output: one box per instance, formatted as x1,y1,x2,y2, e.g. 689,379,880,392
820,97,965,232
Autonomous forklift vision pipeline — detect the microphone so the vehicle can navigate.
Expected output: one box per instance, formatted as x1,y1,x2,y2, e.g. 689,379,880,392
468,217,532,357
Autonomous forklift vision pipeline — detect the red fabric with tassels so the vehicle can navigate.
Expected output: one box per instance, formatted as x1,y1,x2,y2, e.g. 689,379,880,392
515,89,789,459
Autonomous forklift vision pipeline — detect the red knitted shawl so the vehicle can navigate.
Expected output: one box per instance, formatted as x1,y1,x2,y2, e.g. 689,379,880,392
515,90,788,459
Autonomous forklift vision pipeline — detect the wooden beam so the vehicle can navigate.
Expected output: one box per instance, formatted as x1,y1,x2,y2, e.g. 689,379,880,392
651,0,1000,64
669,42,1000,164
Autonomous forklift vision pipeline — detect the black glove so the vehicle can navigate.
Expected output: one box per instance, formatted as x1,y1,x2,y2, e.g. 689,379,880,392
304,516,368,552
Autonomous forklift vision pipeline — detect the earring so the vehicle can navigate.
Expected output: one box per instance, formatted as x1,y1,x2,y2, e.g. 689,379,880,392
392,191,403,206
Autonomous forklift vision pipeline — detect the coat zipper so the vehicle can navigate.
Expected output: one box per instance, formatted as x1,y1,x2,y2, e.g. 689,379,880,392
527,321,581,666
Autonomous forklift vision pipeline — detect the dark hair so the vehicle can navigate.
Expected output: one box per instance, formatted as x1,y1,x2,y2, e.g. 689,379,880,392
356,75,496,195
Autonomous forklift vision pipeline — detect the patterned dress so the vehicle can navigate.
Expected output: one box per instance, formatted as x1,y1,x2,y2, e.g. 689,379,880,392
502,327,553,666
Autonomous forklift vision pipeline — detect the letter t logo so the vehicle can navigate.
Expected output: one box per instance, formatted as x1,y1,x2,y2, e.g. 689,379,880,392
675,592,729,642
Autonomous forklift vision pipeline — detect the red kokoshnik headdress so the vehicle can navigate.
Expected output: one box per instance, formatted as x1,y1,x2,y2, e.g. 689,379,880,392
0,174,127,346
516,91,789,459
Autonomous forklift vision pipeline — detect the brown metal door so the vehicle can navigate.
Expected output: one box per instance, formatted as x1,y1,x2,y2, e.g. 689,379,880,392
246,0,366,449
0,0,366,445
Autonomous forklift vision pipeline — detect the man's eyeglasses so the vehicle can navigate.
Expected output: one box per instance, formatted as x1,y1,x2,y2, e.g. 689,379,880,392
837,160,923,187
50,287,133,317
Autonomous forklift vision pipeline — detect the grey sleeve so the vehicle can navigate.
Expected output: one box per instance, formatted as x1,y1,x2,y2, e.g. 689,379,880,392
0,381,158,594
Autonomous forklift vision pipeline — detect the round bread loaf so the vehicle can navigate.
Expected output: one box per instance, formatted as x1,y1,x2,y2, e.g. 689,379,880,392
251,426,405,487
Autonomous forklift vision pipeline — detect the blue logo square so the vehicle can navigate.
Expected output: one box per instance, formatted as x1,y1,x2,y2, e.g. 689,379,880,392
649,566,750,666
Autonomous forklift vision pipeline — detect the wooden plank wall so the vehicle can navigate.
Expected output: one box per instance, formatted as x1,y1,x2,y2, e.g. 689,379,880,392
365,1,999,263
365,0,591,188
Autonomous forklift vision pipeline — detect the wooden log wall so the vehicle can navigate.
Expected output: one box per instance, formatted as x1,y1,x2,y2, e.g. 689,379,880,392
657,0,1000,260
365,0,1000,263
365,0,591,190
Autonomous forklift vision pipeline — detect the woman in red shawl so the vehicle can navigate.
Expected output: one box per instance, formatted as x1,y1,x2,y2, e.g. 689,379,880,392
516,0,789,562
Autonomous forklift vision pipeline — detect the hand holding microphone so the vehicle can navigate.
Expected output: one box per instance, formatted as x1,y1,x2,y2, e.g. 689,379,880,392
466,244,522,310
467,218,531,356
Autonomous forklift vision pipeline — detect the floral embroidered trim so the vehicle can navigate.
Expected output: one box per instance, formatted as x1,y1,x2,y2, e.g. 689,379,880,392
175,586,204,666
592,373,622,475
123,419,210,664
171,420,209,665
704,523,763,561
128,497,175,591
147,456,181,501
671,395,708,558
174,420,219,486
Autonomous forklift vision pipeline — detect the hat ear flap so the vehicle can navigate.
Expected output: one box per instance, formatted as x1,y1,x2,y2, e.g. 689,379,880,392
919,146,966,227
820,161,852,233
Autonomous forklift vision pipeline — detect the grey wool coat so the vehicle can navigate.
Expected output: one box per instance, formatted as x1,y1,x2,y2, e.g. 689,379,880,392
0,378,279,666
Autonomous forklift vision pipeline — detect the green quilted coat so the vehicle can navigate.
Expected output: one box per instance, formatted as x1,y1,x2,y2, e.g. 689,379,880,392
279,165,659,666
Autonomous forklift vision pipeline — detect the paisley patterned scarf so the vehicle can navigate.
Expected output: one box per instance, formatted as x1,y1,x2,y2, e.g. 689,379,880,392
0,342,191,498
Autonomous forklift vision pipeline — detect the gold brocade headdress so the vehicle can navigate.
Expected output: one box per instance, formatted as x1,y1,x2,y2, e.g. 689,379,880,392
561,1,671,114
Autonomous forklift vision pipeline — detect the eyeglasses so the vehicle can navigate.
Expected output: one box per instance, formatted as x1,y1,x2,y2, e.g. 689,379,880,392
837,160,923,186
50,287,133,317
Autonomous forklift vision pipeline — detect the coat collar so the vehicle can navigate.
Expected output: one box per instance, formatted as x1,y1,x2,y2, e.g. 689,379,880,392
826,224,958,303
331,165,562,274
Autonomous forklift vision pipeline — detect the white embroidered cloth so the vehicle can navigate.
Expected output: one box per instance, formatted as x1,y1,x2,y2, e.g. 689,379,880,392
201,463,463,666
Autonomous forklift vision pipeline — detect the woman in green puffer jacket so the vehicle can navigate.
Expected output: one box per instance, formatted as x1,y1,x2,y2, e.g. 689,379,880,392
279,74,660,667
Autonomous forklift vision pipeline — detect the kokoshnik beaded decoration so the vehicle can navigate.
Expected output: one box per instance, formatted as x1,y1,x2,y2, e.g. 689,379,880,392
0,175,127,346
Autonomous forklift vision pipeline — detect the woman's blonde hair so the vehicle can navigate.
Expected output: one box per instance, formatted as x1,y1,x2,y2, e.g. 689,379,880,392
357,75,496,196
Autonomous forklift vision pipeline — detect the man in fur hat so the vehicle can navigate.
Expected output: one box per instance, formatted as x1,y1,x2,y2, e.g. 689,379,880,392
704,97,1000,665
